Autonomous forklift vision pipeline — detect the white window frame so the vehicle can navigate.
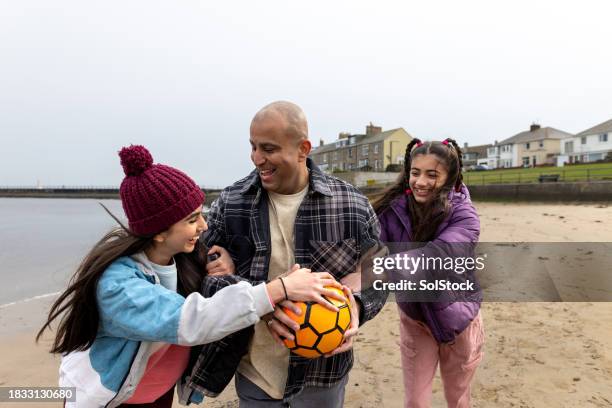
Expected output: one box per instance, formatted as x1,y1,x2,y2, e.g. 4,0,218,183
362,144,369,156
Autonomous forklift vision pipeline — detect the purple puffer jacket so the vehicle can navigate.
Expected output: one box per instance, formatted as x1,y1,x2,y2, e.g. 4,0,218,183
377,184,482,343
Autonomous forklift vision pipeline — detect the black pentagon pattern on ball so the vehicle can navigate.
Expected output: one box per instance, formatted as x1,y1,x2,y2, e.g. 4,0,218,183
287,293,351,357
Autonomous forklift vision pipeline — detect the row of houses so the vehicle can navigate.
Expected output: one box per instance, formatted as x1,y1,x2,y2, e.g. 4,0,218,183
310,118,612,172
310,123,411,172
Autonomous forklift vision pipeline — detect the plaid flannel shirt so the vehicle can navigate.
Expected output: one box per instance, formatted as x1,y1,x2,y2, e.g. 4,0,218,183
188,159,388,401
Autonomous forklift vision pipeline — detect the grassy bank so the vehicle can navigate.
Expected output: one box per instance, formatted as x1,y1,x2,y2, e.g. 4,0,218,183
463,162,612,185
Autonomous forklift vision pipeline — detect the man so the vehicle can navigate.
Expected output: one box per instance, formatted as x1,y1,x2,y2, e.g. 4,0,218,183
185,101,387,407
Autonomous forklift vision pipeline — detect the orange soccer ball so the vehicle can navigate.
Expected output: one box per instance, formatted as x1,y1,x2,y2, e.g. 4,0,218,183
282,287,352,358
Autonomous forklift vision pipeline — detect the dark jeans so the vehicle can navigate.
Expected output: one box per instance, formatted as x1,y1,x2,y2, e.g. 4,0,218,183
236,372,348,408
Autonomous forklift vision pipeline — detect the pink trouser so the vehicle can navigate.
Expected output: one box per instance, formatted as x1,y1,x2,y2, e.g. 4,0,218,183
398,308,484,408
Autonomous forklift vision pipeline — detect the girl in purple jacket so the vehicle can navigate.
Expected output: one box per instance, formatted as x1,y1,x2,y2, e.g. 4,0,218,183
373,138,484,408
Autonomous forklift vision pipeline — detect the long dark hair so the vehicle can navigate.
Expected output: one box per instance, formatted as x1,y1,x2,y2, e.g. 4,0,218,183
36,227,206,354
373,138,464,242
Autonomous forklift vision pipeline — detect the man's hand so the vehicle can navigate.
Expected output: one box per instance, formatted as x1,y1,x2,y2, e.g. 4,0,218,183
206,245,236,276
325,286,359,357
263,300,302,346
340,270,361,293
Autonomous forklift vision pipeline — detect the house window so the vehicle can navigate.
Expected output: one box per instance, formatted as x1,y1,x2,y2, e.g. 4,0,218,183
362,144,369,156
525,143,530,149
359,159,369,168
374,144,379,154
600,133,609,142
374,159,380,170
565,141,574,154
581,137,587,144
348,148,353,158
539,140,544,148
323,153,327,163
333,151,338,161
522,157,529,166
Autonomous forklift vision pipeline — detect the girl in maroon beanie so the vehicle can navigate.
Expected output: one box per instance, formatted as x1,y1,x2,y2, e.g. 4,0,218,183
37,145,344,408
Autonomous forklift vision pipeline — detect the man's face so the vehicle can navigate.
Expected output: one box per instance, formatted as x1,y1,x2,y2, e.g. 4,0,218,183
249,114,310,194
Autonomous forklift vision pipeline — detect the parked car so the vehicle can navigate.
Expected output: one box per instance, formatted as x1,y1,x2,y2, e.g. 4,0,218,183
466,164,490,171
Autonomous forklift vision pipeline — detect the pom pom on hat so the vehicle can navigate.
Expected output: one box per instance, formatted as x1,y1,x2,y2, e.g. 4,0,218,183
119,145,154,177
117,144,205,236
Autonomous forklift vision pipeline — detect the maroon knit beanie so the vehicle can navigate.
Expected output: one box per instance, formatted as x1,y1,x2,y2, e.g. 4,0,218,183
118,145,205,236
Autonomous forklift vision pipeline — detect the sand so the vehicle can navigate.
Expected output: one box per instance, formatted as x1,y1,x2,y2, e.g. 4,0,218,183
1,202,611,407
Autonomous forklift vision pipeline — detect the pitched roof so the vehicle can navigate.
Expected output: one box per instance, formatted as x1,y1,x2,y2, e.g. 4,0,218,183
311,143,338,154
462,143,491,157
499,127,574,145
353,128,409,146
576,118,612,137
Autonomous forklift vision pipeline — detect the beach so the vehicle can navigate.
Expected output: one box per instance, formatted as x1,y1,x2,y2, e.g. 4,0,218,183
1,202,611,407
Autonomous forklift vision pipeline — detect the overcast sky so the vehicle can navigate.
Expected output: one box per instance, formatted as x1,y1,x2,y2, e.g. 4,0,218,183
1,0,611,188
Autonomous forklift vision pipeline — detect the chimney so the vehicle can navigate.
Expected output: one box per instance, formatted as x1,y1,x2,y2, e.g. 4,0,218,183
530,123,541,132
463,142,468,149
366,122,382,136
319,139,324,147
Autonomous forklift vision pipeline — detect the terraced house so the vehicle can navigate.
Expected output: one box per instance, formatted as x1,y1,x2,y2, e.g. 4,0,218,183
310,123,412,173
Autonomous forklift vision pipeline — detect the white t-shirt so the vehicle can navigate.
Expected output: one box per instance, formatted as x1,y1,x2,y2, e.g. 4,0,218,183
238,185,309,399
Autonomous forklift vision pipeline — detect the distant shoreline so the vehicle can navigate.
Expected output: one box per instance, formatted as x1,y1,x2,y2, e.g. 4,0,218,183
0,188,222,202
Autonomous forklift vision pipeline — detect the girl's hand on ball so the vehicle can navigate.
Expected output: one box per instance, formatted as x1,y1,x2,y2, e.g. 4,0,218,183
325,286,359,357
273,301,300,332
263,310,296,346
283,269,345,312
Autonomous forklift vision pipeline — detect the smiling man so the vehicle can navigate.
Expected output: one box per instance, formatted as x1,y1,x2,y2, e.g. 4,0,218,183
185,101,388,407
249,102,310,195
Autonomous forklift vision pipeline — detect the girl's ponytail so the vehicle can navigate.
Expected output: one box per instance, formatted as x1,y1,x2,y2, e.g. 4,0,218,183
402,138,422,187
443,138,465,192
373,137,425,214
